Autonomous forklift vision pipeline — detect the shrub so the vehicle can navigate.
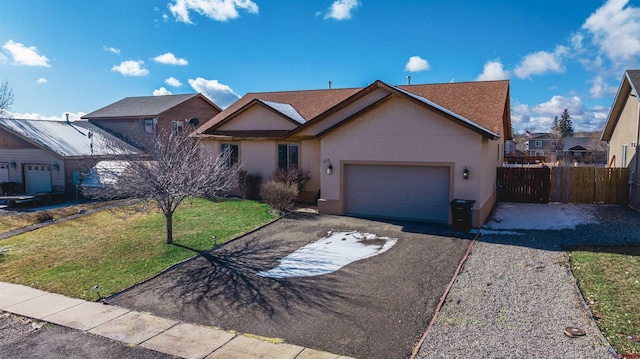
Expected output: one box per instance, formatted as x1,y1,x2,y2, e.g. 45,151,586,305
238,170,262,200
260,180,298,214
34,211,53,223
271,168,311,193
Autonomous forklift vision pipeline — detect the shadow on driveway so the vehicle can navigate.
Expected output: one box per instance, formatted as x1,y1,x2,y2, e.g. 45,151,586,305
108,214,472,359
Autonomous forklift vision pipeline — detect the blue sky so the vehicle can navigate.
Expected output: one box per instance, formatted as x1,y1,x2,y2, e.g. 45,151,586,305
1,0,640,134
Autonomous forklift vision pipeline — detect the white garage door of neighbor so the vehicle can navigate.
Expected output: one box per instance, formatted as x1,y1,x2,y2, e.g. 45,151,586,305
344,164,450,222
0,163,9,183
25,164,52,193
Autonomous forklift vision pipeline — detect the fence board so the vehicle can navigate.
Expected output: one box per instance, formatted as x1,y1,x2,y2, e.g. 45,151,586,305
499,166,629,204
497,167,550,203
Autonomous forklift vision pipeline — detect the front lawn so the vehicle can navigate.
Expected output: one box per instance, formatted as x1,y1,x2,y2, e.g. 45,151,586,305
0,198,276,300
568,246,640,355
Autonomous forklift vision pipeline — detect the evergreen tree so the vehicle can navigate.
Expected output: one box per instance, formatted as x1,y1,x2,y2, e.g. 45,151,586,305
558,109,574,137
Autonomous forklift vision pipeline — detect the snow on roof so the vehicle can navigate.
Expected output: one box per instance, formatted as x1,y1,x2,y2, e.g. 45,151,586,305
0,118,141,157
259,100,306,124
80,160,130,188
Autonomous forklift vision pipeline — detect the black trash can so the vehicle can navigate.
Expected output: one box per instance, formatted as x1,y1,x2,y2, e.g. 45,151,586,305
450,199,476,232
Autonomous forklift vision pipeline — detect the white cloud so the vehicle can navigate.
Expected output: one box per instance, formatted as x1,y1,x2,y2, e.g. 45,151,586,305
169,0,259,23
103,46,120,55
325,0,360,20
582,0,640,62
512,95,608,133
153,87,173,96
2,40,50,67
404,56,430,72
111,60,149,76
8,111,85,122
188,77,239,108
0,53,8,64
36,78,47,84
165,77,182,87
513,46,566,79
589,75,618,98
476,60,510,81
153,52,188,65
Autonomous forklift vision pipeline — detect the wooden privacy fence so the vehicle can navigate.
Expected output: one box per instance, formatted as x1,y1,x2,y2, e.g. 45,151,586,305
497,167,629,204
551,167,629,204
497,167,551,203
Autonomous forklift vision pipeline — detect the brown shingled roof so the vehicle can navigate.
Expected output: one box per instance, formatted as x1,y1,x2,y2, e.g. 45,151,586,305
397,80,510,137
197,88,361,134
197,80,511,139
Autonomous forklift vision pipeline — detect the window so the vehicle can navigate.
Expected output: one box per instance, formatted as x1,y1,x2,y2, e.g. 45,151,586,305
143,119,154,134
535,141,542,148
220,143,239,167
622,144,628,165
171,120,184,135
278,144,299,170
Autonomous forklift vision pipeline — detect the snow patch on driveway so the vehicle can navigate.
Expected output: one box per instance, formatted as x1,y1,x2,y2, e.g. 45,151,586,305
257,231,397,278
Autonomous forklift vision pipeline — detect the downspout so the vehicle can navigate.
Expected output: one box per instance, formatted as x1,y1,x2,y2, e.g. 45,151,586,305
633,100,640,187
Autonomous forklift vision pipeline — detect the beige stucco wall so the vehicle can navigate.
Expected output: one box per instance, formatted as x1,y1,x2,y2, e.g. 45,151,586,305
292,88,391,138
217,106,298,131
609,95,639,167
201,138,322,194
317,95,498,226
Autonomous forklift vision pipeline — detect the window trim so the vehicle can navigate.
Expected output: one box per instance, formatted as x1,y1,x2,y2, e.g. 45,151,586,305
277,143,300,170
535,140,543,148
171,120,184,135
220,142,240,167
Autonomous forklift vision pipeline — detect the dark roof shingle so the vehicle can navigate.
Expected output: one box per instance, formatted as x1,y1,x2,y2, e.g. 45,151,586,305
82,94,200,119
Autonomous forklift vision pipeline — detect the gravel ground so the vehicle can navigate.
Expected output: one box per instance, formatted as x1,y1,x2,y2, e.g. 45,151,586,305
417,204,640,359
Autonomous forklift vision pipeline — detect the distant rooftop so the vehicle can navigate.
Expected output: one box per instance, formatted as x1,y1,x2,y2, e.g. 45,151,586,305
0,118,141,157
82,94,200,119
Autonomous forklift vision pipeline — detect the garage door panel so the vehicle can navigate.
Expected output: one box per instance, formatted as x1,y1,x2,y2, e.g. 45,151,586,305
25,164,52,193
344,165,449,222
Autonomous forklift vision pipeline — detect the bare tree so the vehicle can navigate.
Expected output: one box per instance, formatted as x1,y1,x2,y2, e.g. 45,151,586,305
84,129,239,244
0,80,15,116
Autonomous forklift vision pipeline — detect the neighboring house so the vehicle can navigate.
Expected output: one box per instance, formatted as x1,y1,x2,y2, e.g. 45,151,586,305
504,139,518,156
600,69,640,210
524,133,558,157
561,136,607,166
82,93,221,145
196,79,511,227
0,118,141,196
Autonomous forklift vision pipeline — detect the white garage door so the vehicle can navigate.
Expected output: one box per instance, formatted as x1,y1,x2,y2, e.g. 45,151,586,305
25,164,52,193
0,163,9,183
344,165,450,222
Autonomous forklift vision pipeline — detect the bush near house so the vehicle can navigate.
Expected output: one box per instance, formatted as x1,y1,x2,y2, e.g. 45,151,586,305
238,170,262,200
260,180,298,214
271,168,311,193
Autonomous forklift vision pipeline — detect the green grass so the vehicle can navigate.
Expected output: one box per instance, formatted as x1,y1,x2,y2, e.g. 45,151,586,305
0,198,276,300
568,246,640,355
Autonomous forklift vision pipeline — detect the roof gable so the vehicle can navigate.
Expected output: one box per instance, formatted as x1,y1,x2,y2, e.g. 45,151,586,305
0,118,141,157
600,70,640,141
198,79,511,141
82,93,219,119
198,88,361,135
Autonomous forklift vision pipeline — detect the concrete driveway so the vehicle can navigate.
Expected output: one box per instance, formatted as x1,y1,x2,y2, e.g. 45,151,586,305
108,213,473,359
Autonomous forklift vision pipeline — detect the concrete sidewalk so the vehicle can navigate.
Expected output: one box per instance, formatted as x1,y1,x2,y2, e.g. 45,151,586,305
0,282,352,359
